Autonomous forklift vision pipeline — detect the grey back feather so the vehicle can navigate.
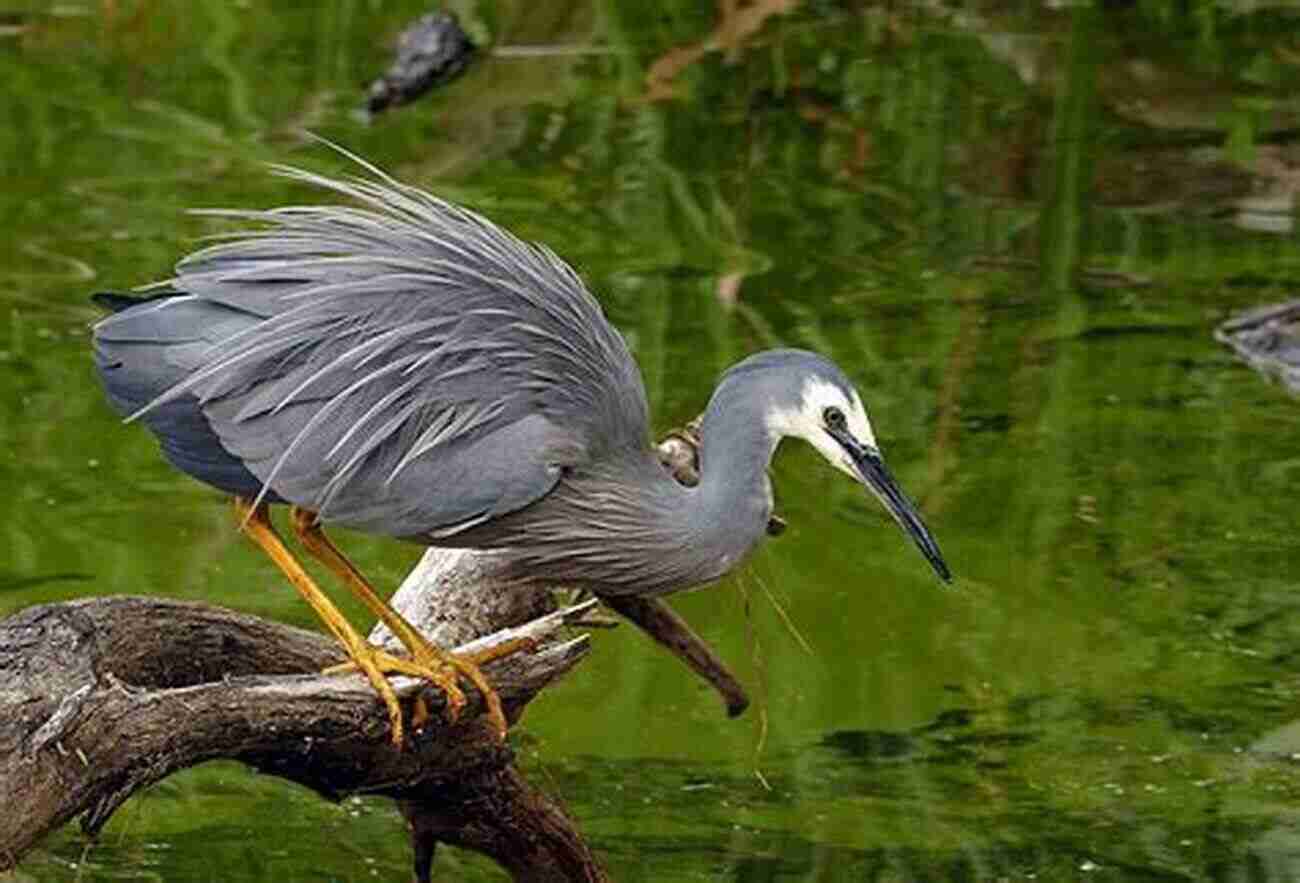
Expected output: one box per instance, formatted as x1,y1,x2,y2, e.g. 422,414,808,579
135,158,650,537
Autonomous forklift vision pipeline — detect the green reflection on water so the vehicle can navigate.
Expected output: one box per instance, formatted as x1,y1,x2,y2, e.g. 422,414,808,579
4,0,1300,880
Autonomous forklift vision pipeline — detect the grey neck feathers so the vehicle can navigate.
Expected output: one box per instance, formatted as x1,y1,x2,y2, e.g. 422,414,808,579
677,382,778,578
698,395,774,505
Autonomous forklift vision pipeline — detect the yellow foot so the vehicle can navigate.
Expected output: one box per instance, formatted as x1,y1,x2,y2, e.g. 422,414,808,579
324,646,468,731
325,639,536,741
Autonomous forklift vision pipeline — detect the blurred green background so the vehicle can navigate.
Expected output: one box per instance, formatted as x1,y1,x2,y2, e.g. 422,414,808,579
3,0,1300,880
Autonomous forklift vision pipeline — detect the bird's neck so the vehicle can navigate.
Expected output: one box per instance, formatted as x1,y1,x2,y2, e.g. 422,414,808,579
697,396,776,498
681,392,778,575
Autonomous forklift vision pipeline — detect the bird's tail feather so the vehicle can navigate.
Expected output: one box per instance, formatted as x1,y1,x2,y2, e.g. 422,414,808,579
91,290,182,313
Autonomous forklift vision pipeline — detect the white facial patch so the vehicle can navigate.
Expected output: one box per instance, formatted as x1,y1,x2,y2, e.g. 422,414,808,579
766,376,878,479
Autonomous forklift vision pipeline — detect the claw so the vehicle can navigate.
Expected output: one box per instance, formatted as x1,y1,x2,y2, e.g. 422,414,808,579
411,695,431,731
325,647,472,728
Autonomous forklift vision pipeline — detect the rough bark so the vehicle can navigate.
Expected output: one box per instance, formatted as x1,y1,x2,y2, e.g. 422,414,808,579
0,595,595,879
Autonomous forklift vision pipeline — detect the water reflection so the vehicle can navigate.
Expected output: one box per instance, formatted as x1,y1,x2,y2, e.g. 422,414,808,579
4,0,1300,880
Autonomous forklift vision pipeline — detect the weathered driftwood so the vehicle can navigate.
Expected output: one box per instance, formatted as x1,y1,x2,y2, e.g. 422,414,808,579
0,428,756,880
0,594,597,880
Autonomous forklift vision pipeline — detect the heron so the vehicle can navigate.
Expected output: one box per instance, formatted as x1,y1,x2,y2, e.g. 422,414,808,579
91,147,951,746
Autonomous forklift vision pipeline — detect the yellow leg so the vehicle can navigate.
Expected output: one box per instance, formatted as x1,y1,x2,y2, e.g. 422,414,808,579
233,497,410,745
289,507,520,740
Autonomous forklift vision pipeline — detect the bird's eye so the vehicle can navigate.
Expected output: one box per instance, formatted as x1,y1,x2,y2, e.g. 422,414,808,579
823,406,847,431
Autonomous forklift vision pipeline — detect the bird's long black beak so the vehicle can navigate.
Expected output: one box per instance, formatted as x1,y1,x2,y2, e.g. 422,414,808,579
829,428,951,583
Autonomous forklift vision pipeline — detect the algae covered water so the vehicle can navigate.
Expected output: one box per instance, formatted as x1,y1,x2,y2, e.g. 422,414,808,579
3,1,1300,879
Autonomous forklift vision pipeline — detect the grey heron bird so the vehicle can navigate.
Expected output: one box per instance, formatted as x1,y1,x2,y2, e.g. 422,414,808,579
91,148,950,746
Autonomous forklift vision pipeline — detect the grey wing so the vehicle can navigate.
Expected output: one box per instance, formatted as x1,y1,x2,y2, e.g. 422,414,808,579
137,157,650,538
92,292,283,501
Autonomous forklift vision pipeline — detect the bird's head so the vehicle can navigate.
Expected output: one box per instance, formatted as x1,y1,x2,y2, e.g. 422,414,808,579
728,349,951,583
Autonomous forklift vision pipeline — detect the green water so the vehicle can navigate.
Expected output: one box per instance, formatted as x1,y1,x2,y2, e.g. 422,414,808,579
4,1,1300,880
